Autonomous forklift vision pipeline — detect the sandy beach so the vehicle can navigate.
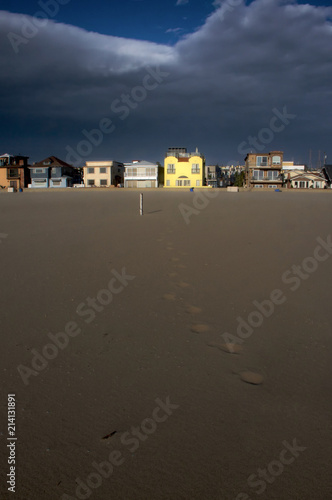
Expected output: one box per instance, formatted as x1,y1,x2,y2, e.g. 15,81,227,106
1,188,332,500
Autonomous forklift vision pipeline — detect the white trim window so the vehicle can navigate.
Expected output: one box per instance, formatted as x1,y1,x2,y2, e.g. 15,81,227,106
167,164,175,174
191,163,200,174
99,167,107,174
87,168,94,174
256,156,268,166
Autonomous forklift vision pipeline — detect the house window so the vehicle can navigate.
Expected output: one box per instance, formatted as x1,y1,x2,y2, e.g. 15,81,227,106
184,180,190,186
267,170,279,180
43,160,51,165
176,180,182,186
256,156,268,166
8,168,19,178
253,170,264,180
272,156,281,164
191,164,200,174
87,168,94,174
167,164,175,174
100,179,108,186
127,167,137,177
146,168,155,176
100,167,107,174
268,185,277,188
35,168,45,173
196,180,200,186
52,180,61,185
88,179,95,186
34,179,47,183
254,184,263,188
166,180,170,186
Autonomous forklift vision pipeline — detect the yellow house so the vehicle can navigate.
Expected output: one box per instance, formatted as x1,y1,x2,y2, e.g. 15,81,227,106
164,147,205,188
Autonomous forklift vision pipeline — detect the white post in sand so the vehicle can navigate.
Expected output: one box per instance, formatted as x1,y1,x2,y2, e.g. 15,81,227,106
140,193,143,215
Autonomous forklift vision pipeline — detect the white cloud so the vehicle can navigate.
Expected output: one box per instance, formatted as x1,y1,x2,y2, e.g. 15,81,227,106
176,0,189,6
166,27,184,34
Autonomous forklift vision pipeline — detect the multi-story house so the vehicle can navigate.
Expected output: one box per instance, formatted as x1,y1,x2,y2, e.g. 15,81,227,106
245,151,283,189
164,147,205,188
124,160,163,188
29,156,75,188
83,161,124,187
205,165,221,188
0,154,30,190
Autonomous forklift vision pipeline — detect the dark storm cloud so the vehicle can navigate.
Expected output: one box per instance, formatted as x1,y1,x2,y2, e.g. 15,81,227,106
0,0,331,164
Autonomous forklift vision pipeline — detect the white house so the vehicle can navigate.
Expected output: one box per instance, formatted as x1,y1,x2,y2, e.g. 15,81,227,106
282,161,305,171
124,160,163,188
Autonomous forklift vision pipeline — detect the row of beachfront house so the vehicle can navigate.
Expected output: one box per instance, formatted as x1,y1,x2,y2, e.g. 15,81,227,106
1,149,332,191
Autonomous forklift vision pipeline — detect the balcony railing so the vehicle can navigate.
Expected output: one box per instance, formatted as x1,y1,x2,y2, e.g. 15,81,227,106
167,170,176,174
251,177,281,181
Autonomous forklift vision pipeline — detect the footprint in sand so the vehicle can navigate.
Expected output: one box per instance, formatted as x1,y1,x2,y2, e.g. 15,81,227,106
170,257,180,262
191,324,210,333
163,293,176,301
207,341,243,354
185,305,202,314
176,281,190,288
168,272,178,278
239,371,264,385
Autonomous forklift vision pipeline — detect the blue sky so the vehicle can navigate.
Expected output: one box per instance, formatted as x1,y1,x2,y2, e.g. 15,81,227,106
2,0,329,43
0,0,332,165
0,0,216,44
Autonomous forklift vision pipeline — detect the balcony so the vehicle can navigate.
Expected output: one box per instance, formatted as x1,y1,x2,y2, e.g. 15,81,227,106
251,177,281,182
167,170,176,174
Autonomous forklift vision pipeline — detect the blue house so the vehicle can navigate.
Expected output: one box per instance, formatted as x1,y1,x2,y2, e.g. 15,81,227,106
29,156,76,188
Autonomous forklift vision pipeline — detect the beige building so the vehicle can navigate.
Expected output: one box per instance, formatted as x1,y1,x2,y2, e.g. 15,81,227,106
83,161,124,187
245,151,283,189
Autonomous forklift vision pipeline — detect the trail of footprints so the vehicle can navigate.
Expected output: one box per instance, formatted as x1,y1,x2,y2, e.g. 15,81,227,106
159,234,264,387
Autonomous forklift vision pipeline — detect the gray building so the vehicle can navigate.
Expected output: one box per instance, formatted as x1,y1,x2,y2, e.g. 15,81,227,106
29,156,75,188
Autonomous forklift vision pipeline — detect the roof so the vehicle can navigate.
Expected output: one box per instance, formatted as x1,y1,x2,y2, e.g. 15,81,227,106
31,156,73,169
322,165,332,182
124,160,158,167
290,173,325,182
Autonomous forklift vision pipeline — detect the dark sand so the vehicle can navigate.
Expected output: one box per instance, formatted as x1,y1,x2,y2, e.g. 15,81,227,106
0,189,332,499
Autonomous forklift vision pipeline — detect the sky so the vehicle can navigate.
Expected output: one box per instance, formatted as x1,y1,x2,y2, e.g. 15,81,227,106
0,0,331,166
